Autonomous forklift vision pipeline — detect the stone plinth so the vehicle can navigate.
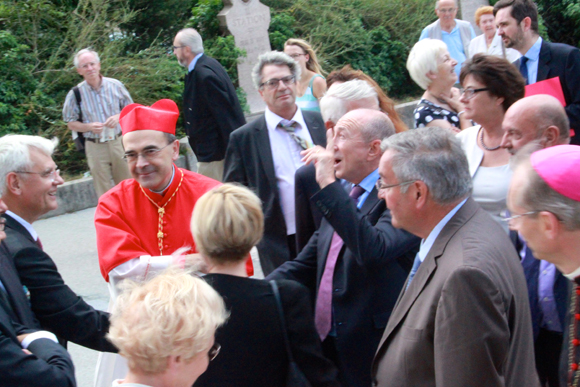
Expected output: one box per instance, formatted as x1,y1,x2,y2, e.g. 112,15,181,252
219,0,271,114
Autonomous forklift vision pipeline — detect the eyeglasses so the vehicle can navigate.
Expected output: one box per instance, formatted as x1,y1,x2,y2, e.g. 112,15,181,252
208,343,221,361
437,7,457,13
79,62,98,69
15,168,61,183
461,87,489,100
375,179,416,191
287,53,305,59
259,75,296,90
173,45,186,50
499,209,538,222
123,143,173,163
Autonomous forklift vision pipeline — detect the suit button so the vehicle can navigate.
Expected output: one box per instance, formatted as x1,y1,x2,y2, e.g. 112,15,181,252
189,108,192,111
337,322,343,326
186,122,190,125
334,288,339,292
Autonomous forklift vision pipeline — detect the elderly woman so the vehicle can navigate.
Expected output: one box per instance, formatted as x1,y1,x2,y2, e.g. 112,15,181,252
326,65,408,133
191,184,340,387
456,54,525,232
407,39,471,131
107,270,228,387
284,38,326,112
468,6,520,62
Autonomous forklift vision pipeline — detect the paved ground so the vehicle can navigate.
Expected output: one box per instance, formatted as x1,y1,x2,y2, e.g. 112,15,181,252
34,206,263,387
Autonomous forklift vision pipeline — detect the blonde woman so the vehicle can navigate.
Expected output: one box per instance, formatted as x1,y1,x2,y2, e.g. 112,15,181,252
191,184,340,387
284,38,327,112
108,270,227,387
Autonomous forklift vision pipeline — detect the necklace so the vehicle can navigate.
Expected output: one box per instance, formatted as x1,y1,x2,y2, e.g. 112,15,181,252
139,168,184,255
568,285,580,387
479,127,501,151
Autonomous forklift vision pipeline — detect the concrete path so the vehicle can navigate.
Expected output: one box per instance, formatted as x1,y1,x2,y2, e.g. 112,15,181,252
34,206,263,387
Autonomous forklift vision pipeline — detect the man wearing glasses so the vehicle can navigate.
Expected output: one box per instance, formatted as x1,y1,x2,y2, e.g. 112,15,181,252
93,99,222,387
173,28,246,181
506,144,580,386
419,0,476,78
0,134,115,351
223,51,327,275
62,48,132,197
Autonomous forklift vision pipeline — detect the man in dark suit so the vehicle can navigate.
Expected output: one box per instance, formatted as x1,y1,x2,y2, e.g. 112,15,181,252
0,197,76,387
224,51,326,275
0,134,114,352
495,0,580,145
268,109,419,386
173,28,246,181
295,79,381,251
372,127,538,386
501,95,572,386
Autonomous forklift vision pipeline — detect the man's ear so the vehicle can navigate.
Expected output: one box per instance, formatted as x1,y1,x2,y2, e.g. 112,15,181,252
171,140,180,162
542,126,560,147
521,16,532,32
413,180,429,209
5,172,23,196
539,210,562,241
368,139,383,160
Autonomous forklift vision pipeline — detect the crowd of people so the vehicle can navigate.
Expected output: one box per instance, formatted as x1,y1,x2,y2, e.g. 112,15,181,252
1,0,580,386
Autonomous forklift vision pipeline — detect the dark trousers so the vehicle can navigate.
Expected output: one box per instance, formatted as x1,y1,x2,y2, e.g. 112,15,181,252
536,328,563,387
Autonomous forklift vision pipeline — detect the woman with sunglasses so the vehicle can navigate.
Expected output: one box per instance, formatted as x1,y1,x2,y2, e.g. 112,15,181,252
192,184,340,387
107,269,227,387
456,54,525,232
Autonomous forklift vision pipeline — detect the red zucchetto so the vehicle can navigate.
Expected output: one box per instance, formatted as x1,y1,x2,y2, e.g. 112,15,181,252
120,99,179,135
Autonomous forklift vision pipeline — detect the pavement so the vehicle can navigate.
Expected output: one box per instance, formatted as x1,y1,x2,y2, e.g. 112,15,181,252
34,206,263,387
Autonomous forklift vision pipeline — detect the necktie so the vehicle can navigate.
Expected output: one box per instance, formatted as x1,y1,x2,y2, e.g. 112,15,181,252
315,185,366,340
405,252,422,291
519,56,529,85
277,120,310,150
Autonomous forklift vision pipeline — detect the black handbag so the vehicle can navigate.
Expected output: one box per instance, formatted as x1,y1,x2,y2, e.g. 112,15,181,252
72,86,86,154
270,280,313,387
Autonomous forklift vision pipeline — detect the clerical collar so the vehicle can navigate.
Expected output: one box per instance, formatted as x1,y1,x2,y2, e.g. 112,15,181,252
564,265,580,282
149,166,175,195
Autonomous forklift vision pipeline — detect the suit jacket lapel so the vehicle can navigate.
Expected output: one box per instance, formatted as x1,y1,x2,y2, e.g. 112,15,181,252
4,214,35,245
376,198,479,350
303,111,326,146
254,116,278,189
537,40,552,82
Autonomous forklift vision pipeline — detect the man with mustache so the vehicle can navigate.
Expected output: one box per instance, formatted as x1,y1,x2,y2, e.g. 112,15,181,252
494,0,580,145
224,51,326,275
0,196,76,386
62,48,132,197
93,99,222,386
173,28,246,181
501,94,571,386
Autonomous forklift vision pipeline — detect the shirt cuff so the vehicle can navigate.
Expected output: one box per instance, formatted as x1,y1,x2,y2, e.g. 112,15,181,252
21,331,59,349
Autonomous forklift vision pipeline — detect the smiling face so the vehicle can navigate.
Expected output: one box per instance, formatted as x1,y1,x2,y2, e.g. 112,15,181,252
431,49,458,87
76,52,101,82
495,7,525,50
479,13,496,37
501,104,539,155
258,64,297,118
122,131,179,191
18,148,64,222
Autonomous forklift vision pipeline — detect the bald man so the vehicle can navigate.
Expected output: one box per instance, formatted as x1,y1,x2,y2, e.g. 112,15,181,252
269,109,419,387
501,94,571,386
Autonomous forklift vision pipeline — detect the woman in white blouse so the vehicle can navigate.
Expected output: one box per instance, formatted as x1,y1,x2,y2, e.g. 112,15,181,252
468,6,520,63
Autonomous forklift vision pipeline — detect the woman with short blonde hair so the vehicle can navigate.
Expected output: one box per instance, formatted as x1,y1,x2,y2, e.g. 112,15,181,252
192,184,340,387
108,270,227,387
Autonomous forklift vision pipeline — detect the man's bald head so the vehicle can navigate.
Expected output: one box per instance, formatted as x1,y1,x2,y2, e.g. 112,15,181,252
501,94,570,155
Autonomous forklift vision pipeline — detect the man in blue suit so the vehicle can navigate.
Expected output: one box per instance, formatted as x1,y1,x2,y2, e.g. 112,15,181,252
268,109,419,387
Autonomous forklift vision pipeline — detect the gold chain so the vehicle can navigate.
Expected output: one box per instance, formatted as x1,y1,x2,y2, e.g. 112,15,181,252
568,285,580,387
138,168,184,255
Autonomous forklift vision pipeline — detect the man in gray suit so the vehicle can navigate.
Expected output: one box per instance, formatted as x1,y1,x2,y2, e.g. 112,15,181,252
371,127,539,386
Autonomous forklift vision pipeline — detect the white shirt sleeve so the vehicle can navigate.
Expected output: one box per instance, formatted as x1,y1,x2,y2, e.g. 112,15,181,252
20,331,59,349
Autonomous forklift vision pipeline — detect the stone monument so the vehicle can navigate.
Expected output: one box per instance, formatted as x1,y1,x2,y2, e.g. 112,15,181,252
219,0,271,114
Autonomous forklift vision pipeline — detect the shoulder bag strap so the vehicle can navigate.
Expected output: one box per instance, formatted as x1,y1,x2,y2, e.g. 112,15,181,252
270,280,295,363
73,86,83,123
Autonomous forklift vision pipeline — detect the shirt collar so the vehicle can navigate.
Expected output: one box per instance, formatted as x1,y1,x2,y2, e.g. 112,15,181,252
5,210,38,241
563,265,580,281
188,53,204,73
523,36,542,61
149,165,175,195
417,198,468,263
357,168,380,194
264,106,306,133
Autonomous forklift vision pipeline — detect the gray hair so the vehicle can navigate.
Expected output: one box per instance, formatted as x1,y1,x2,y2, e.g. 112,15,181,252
251,51,301,89
359,111,395,144
74,48,100,68
0,135,58,195
511,143,580,230
381,127,472,205
320,80,379,124
407,39,448,90
176,28,204,55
